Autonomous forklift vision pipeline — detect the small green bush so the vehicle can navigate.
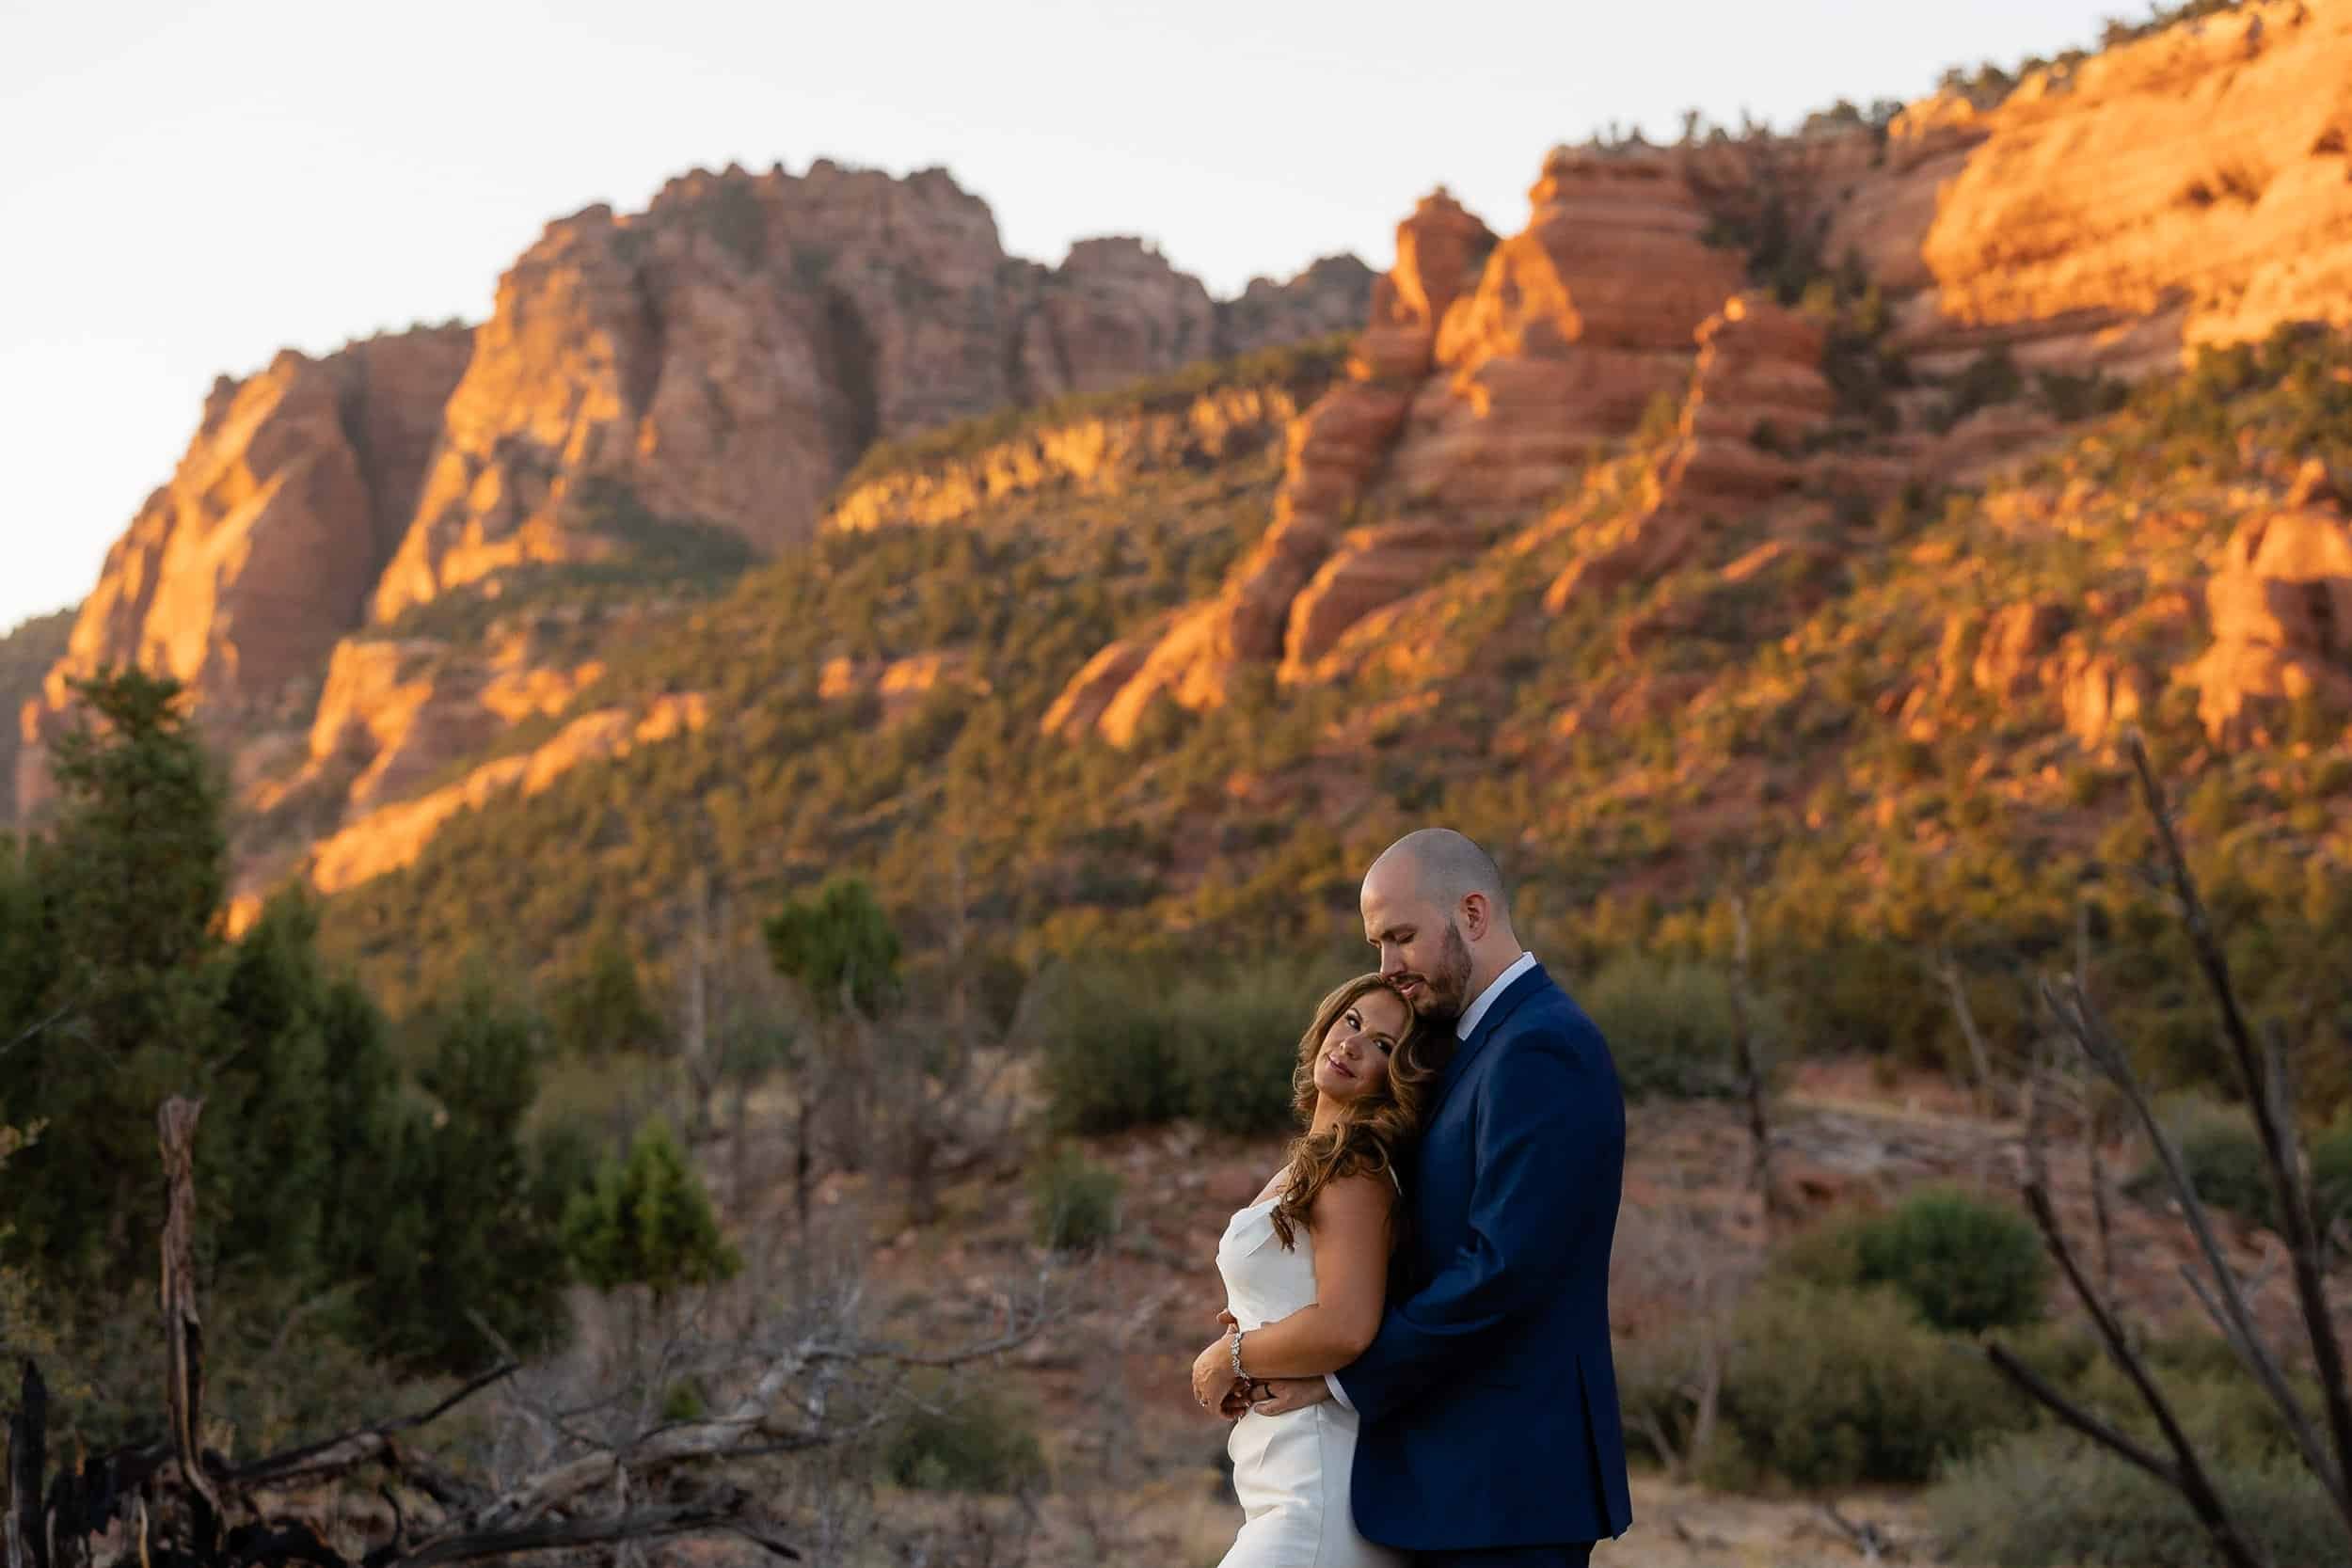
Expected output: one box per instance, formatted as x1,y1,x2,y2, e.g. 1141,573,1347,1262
878,1377,1050,1494
1034,961,1311,1136
1034,964,1185,1134
1579,954,1768,1101
1027,1147,1120,1252
561,1118,741,1300
1166,968,1313,1134
2054,1322,2328,1467
1711,1283,2029,1486
2124,1098,2325,1231
1851,1187,2049,1334
1930,1433,2345,1568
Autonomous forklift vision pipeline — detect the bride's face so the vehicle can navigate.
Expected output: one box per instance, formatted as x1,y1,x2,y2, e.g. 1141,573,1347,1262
1311,988,1408,1104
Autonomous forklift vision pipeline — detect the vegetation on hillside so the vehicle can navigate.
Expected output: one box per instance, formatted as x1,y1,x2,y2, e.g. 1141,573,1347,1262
306,317,2352,1147
0,673,735,1445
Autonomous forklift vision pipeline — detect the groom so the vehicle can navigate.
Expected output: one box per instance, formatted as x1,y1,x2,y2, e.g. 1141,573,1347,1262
1247,828,1631,1566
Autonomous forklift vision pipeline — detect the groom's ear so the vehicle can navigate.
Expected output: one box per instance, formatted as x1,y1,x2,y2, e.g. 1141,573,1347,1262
1459,892,1491,941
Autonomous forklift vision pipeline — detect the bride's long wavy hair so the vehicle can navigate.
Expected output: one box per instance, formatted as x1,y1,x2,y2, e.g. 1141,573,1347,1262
1268,974,1441,1250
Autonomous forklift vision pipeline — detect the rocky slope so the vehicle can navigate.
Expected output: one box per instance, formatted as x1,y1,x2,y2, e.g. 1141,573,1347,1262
0,610,74,823
16,328,472,817
13,161,1368,858
1815,0,2352,372
23,0,2352,978
367,163,1367,621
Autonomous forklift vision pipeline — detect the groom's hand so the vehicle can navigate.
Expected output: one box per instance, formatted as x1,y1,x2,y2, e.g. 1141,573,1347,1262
1247,1377,1330,1418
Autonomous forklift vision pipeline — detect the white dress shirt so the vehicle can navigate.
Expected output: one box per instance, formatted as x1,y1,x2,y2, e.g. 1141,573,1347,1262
1324,950,1536,1411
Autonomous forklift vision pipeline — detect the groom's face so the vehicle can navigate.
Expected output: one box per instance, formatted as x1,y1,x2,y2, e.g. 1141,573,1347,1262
1361,871,1476,1022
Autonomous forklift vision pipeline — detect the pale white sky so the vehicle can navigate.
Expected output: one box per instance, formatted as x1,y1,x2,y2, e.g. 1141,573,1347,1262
1,0,2130,633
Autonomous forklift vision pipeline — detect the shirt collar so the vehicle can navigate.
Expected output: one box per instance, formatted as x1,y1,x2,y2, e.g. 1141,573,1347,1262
1454,950,1536,1041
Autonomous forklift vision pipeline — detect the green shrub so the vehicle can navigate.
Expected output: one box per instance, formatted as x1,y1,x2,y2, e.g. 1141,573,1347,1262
2312,1121,2352,1231
878,1376,1050,1494
1711,1283,2028,1486
1167,968,1312,1134
561,1118,741,1300
1850,1187,2049,1334
2050,1322,2328,1467
1930,1433,2345,1568
1578,954,1766,1101
1034,963,1185,1134
1765,1214,1866,1292
1027,1147,1120,1252
2128,1098,2282,1228
1034,961,1312,1136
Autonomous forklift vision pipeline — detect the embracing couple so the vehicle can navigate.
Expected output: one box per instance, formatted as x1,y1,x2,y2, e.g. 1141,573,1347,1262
1189,829,1630,1568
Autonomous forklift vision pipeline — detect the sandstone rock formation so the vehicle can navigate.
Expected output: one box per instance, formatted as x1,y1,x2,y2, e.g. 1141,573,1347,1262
304,692,708,895
24,157,1366,870
0,610,73,823
1541,293,1835,612
18,327,471,816
371,163,1373,620
1821,0,2352,371
1072,152,1757,744
2185,464,2352,746
828,382,1311,536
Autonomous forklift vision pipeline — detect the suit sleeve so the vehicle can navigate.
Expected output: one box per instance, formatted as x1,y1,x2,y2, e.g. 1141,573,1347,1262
1332,1028,1623,1424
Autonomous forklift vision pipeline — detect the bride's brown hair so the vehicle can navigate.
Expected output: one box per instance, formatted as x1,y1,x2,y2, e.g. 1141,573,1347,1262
1268,974,1440,1250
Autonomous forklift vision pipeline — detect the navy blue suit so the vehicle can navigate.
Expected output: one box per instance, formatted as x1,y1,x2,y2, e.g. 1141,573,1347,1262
1333,963,1631,1558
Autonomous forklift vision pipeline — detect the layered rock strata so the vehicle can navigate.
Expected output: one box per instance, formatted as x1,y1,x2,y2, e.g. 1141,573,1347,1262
2186,463,2352,746
372,164,1372,619
1073,151,1754,744
1820,0,2352,371
18,327,471,816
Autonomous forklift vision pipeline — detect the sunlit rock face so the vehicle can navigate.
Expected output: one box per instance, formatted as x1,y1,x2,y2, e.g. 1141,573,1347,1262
1820,0,2352,372
17,326,471,817
372,165,1373,623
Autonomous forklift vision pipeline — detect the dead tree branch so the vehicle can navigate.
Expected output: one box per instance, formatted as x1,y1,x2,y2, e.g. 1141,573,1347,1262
2126,731,2352,1513
158,1097,223,1526
1994,1180,2268,1568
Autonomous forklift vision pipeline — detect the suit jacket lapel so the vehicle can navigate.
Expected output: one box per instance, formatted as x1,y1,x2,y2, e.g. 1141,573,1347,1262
1435,962,1551,1106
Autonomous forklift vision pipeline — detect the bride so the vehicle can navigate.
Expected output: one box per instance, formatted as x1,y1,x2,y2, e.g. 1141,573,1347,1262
1190,974,1438,1568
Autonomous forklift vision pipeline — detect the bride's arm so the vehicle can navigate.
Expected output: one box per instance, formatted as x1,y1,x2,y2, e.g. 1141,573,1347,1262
1191,1175,1391,1394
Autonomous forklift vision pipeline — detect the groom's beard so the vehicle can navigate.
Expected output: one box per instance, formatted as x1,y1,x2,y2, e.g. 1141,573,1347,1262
1412,922,1476,1022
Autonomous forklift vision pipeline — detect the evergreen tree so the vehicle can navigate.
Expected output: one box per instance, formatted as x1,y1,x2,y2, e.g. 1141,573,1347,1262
561,1118,739,1302
208,890,335,1278
764,878,900,1018
547,928,668,1058
349,976,575,1372
1,672,228,1286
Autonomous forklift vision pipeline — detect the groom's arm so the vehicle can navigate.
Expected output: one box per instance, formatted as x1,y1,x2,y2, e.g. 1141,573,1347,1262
1332,1027,1622,1426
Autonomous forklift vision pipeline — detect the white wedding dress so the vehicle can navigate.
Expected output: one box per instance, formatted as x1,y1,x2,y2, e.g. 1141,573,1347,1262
1215,1191,1406,1568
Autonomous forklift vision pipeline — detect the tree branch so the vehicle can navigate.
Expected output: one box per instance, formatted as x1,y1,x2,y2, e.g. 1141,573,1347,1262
2001,1177,2267,1568
2045,978,2344,1519
2127,731,2352,1524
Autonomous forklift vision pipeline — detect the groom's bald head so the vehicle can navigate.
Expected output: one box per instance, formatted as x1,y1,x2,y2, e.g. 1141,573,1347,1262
1359,829,1520,1021
1368,829,1510,921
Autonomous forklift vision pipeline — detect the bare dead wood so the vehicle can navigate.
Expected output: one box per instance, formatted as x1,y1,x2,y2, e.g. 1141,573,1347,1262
2074,897,2120,1291
2127,731,2352,1515
157,1099,220,1526
223,1365,516,1493
393,1498,798,1567
1931,946,1997,1114
1817,1498,1901,1563
1989,1179,2268,1568
2045,977,2348,1523
1727,897,1775,1232
8,1360,46,1568
1983,1339,2178,1484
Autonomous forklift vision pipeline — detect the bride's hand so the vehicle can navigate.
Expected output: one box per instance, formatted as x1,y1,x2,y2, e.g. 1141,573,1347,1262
1192,1330,1242,1413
